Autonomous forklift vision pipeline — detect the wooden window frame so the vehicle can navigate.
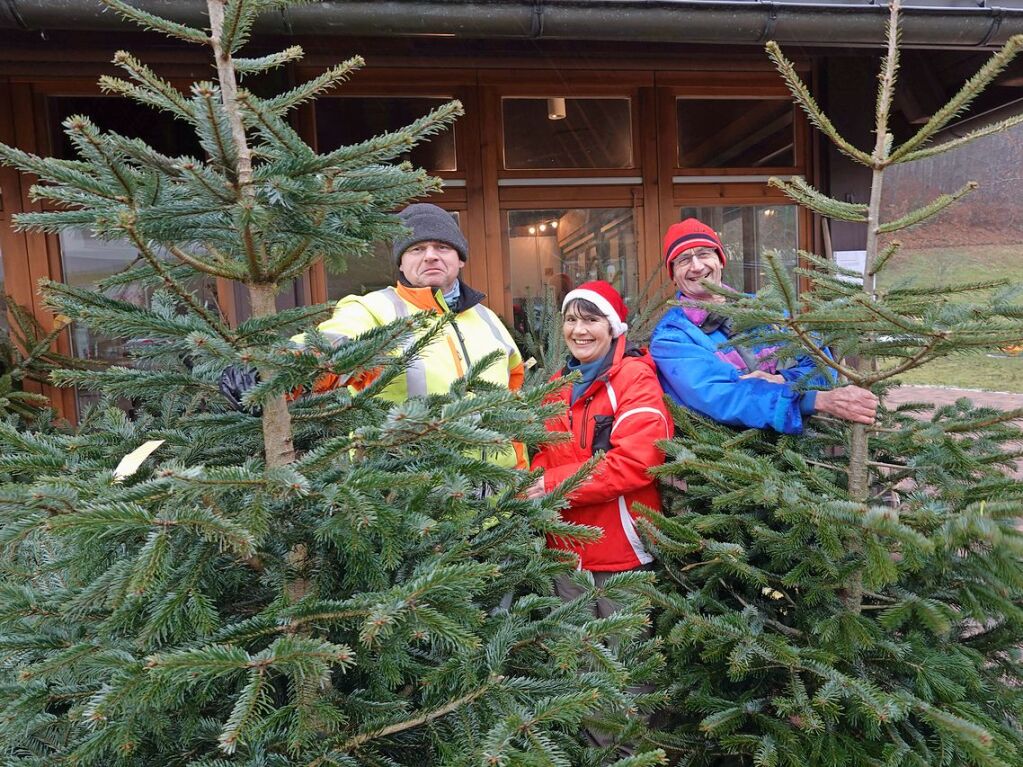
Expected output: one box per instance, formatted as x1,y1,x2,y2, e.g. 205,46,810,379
671,186,814,294
481,70,651,180
657,69,815,294
658,72,809,178
292,67,483,307
480,72,659,318
22,78,335,334
495,186,652,306
29,79,253,328
293,65,476,180
3,79,82,417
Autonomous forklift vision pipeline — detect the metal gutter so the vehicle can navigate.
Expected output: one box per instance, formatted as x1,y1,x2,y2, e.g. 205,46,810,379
3,1,1023,49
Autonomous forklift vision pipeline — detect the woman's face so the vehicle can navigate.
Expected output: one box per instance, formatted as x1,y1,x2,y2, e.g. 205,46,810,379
563,306,613,364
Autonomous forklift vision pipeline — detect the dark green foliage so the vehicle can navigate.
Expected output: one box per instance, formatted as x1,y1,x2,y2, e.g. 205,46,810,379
0,1,664,764
648,403,1023,766
646,3,1023,765
0,298,98,425
0,355,662,765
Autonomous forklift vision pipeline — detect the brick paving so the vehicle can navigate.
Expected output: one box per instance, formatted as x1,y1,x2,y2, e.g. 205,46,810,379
886,385,1023,413
885,385,1023,478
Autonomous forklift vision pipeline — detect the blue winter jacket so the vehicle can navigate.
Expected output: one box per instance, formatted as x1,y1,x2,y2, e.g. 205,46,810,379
650,303,836,434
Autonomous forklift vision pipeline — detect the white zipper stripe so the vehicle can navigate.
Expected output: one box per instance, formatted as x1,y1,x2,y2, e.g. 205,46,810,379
618,495,653,565
611,407,670,437
382,287,429,397
604,381,618,414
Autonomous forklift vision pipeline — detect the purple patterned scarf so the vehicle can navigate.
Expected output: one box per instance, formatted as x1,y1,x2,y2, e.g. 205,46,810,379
681,297,780,374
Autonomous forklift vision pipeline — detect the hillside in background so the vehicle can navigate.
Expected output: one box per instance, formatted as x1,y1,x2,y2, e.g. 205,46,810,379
877,120,1023,391
882,119,1023,248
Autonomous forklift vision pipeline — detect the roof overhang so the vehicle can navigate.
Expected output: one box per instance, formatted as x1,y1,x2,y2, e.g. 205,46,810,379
3,1,1023,50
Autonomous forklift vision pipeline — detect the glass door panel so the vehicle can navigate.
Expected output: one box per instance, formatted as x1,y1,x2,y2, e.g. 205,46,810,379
679,205,799,293
506,207,638,334
58,228,221,410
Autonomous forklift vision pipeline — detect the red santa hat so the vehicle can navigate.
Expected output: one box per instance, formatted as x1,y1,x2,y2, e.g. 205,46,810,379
662,218,727,274
561,280,629,337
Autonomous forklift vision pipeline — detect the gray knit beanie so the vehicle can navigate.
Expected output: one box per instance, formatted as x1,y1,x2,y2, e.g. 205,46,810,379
391,203,468,264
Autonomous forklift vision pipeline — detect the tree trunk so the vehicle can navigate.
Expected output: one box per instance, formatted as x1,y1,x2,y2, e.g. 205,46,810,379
208,0,295,469
249,283,296,468
846,8,896,598
842,128,889,609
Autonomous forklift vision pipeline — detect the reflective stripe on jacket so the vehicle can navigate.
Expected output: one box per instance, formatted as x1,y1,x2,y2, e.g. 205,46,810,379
650,304,835,435
294,280,526,468
532,335,671,572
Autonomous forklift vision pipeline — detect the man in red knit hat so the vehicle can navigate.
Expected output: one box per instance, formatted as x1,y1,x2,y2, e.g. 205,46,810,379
650,218,878,434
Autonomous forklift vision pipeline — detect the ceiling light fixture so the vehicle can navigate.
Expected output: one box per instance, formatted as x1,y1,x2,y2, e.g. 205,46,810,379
547,97,567,121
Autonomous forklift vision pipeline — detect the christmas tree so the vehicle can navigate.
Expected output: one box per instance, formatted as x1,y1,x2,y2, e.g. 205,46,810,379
0,299,93,425
0,1,664,764
646,2,1023,765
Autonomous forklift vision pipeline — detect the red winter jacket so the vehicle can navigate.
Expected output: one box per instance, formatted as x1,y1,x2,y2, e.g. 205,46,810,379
532,335,672,572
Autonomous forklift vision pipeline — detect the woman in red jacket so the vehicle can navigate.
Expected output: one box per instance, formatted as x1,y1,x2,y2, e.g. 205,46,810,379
526,280,671,583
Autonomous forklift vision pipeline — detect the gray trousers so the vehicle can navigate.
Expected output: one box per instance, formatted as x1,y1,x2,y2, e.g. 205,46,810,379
553,568,655,757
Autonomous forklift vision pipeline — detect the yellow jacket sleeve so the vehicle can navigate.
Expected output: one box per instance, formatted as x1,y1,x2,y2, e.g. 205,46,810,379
290,295,382,350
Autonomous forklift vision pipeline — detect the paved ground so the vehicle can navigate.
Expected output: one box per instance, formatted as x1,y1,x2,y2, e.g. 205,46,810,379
885,385,1023,478
886,385,1023,413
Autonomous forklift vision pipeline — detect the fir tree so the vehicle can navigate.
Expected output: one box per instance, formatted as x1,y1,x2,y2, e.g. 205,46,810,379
0,1,665,764
0,299,94,425
647,2,1023,765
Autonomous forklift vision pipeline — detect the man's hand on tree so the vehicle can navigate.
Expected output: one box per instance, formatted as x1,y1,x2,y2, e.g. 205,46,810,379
814,385,879,425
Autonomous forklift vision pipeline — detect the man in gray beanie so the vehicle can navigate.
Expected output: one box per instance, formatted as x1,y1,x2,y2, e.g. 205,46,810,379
391,202,469,265
287,202,527,469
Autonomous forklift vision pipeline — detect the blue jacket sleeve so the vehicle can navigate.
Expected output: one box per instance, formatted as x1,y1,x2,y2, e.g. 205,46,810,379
651,316,807,435
777,344,838,388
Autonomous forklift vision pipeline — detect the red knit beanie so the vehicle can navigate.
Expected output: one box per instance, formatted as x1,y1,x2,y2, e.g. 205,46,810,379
562,280,629,337
662,218,726,274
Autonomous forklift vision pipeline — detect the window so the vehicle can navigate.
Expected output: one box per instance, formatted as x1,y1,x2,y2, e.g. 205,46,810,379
316,96,457,172
680,205,798,293
502,97,633,169
58,228,222,364
506,208,638,333
48,94,210,406
48,96,202,160
325,241,397,302
58,228,221,409
677,98,795,168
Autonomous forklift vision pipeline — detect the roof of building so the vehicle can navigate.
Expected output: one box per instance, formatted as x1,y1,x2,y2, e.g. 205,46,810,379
3,0,1023,49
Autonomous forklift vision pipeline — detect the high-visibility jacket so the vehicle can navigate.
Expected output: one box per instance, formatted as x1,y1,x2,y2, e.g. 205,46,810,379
532,336,671,571
293,279,526,468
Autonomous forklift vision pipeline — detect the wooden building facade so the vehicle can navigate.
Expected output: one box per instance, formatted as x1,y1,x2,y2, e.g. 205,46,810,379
2,1,1022,417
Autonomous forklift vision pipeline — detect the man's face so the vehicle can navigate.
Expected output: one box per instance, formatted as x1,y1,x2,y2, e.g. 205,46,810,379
399,240,464,292
671,246,723,300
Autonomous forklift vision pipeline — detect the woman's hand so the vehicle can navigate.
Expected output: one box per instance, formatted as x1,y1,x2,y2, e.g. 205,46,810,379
524,477,547,499
741,370,786,384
